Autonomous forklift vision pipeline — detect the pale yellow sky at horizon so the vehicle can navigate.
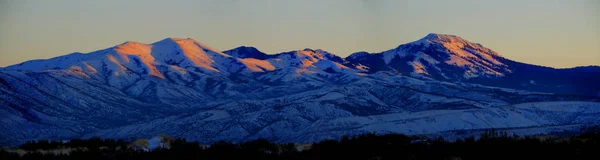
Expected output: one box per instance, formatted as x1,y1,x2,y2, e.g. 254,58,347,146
0,0,598,68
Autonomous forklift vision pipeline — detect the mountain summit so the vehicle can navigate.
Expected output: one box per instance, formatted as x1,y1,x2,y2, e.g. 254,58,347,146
416,33,503,58
4,34,599,95
1,33,599,145
346,33,510,80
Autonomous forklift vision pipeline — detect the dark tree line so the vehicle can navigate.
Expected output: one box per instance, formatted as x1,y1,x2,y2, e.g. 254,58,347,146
2,128,600,160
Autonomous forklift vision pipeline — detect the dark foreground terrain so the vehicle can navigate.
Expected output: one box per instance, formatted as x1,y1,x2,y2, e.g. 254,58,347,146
2,128,600,160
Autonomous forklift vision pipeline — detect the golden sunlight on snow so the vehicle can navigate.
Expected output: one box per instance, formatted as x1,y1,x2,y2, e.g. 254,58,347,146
115,42,165,78
238,58,276,72
432,34,504,67
355,64,370,71
105,54,128,70
297,50,326,68
169,65,187,75
334,62,349,69
66,65,91,78
171,38,220,72
82,62,98,74
410,61,428,74
295,68,316,75
189,39,231,58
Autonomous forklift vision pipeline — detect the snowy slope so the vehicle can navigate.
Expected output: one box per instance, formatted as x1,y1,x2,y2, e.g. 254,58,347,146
346,33,510,79
1,34,599,145
344,33,600,95
83,100,600,144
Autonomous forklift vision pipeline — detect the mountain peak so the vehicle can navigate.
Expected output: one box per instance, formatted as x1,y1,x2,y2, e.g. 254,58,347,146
120,40,144,45
235,46,259,50
167,37,194,41
153,37,195,44
152,37,229,58
425,33,459,37
224,46,269,59
412,33,502,58
6,34,509,80
419,33,467,44
114,41,151,55
154,37,210,45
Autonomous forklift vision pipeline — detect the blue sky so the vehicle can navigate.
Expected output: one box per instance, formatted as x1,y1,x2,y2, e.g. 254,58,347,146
0,0,598,68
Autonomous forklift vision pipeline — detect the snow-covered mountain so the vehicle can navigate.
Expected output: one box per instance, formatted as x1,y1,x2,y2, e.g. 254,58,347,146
1,33,599,145
344,34,600,96
347,33,509,79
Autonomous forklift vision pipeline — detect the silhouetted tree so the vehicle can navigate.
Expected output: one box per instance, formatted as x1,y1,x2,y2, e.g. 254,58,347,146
5,128,600,160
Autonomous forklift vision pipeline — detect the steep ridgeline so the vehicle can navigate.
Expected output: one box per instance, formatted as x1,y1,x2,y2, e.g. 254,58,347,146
344,33,600,96
5,34,599,96
0,34,599,145
346,33,509,79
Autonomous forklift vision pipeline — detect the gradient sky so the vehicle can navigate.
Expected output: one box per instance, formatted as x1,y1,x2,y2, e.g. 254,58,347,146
0,0,598,68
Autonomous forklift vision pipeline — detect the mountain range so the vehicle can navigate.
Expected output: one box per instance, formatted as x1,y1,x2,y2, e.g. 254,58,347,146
1,33,599,145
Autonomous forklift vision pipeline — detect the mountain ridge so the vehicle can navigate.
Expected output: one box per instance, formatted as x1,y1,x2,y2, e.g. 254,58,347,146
4,33,596,70
1,33,599,145
4,33,599,95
